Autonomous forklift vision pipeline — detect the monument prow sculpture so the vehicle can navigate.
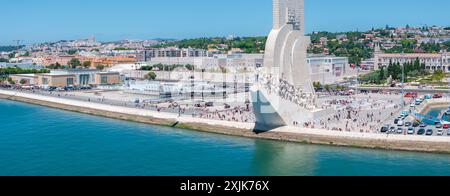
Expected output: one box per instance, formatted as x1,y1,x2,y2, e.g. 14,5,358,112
252,0,324,132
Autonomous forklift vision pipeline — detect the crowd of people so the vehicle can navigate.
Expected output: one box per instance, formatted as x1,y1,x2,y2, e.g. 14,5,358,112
303,93,408,133
197,106,255,123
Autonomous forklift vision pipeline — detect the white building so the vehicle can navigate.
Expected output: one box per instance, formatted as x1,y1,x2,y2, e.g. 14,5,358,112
307,55,352,84
0,62,45,69
141,53,263,71
136,52,350,84
375,51,450,73
137,47,209,61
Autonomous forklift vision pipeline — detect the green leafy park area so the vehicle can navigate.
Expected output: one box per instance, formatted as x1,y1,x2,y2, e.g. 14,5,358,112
359,58,448,85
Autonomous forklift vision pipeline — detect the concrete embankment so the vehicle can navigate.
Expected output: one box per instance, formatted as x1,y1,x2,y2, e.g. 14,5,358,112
418,98,450,115
2,89,450,154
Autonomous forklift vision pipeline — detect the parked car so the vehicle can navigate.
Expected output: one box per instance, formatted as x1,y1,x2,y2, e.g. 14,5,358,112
394,118,400,124
389,127,396,133
64,86,74,91
436,123,443,129
397,121,404,126
412,122,420,127
407,127,415,135
419,123,428,128
380,126,389,133
426,129,434,136
417,129,426,135
437,129,444,136
405,122,412,127
397,128,404,134
447,129,450,136
405,92,417,98
433,94,443,99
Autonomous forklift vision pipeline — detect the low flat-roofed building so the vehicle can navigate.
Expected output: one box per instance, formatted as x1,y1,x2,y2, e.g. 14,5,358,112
95,72,120,85
9,74,39,85
38,73,77,87
9,70,121,87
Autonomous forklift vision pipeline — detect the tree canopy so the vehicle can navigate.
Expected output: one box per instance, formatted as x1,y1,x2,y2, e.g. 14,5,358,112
140,63,195,71
68,58,81,69
145,72,157,80
0,67,50,77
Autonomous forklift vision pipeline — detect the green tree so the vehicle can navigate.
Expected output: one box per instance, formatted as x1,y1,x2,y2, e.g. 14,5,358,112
55,62,63,69
19,79,27,85
67,50,78,55
68,58,81,69
443,41,450,50
82,61,92,68
140,65,153,71
145,72,157,81
185,64,194,71
394,62,402,80
387,60,394,79
8,52,16,59
313,82,322,89
324,84,331,92
432,70,445,81
96,64,105,70
378,66,385,83
7,77,15,85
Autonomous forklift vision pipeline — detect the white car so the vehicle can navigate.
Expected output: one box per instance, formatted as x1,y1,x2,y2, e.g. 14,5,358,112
437,129,444,136
397,121,404,126
407,128,415,135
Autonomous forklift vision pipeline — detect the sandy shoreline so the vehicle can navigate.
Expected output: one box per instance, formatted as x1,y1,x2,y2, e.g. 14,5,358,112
1,89,450,154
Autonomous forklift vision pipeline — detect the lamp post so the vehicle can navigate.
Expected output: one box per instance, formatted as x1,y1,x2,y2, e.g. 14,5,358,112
401,52,405,106
201,69,205,102
355,64,359,95
322,64,325,85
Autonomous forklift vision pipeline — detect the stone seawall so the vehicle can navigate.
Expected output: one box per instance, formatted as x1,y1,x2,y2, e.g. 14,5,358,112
2,89,450,154
418,98,450,115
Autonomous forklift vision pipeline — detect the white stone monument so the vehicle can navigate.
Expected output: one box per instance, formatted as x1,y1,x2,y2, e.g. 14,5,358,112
252,0,326,131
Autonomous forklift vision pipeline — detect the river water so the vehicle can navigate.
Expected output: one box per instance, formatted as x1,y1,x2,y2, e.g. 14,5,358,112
1,99,449,176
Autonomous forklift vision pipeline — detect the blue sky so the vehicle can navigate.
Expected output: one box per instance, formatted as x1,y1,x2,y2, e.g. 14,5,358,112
1,0,449,45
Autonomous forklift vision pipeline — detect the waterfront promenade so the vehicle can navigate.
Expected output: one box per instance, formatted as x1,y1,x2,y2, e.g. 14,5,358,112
1,89,450,153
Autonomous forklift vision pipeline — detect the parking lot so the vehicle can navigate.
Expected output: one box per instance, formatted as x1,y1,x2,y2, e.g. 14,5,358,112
381,122,450,136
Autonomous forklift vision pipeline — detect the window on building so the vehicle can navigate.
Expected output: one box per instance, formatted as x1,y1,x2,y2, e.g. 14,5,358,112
42,78,49,85
101,76,108,84
67,78,74,86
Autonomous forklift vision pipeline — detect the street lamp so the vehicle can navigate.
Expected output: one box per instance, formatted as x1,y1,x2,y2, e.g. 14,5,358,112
401,52,405,106
355,64,359,95
201,69,205,102
322,64,325,85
